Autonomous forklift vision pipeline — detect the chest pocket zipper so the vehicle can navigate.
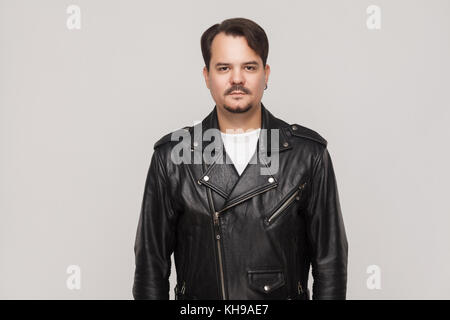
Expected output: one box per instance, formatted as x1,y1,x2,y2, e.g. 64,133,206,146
265,182,307,225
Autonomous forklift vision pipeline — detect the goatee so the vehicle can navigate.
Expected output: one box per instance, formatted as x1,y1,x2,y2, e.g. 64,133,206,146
223,103,253,114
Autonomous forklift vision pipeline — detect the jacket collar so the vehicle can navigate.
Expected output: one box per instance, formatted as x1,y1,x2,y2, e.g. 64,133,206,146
190,102,291,153
192,103,292,212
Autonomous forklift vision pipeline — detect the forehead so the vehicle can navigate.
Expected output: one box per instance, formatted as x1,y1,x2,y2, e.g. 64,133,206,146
210,32,261,64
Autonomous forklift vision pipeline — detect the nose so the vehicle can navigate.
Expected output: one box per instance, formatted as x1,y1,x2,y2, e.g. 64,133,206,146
230,68,245,86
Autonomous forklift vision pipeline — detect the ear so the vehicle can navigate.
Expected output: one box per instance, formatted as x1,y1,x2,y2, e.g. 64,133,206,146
203,66,210,89
264,64,271,85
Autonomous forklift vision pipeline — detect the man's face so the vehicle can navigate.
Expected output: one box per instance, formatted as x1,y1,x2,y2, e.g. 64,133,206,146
203,32,270,114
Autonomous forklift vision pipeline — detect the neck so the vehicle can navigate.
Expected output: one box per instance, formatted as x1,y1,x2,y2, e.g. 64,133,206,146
216,102,262,134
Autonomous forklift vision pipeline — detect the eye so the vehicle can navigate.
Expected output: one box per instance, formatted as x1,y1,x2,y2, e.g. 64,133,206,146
218,66,229,71
245,66,256,71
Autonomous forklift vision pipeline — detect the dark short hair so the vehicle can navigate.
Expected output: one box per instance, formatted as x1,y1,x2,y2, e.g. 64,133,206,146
201,17,269,71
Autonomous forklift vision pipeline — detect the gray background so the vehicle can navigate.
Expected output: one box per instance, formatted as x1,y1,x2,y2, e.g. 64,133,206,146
1,0,449,299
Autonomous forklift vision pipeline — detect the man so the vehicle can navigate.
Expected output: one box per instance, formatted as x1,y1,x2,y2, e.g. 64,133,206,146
133,17,348,300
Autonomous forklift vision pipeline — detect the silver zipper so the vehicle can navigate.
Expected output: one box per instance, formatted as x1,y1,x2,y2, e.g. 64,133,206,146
265,182,307,225
217,183,279,214
213,211,226,300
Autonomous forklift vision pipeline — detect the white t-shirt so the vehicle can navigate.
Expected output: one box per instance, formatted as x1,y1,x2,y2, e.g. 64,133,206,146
220,128,261,176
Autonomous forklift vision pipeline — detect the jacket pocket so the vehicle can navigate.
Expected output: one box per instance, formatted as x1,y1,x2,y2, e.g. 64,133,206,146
265,181,307,225
247,269,286,294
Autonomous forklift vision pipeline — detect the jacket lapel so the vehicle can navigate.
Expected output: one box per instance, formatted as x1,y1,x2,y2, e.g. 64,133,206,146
193,108,240,211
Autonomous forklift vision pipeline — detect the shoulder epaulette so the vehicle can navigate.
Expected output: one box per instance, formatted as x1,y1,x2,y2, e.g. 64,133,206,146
153,126,192,150
287,124,327,147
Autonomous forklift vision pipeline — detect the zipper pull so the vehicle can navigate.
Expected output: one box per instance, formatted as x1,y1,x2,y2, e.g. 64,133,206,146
181,281,186,295
298,281,303,295
296,182,307,200
214,212,220,226
214,212,221,239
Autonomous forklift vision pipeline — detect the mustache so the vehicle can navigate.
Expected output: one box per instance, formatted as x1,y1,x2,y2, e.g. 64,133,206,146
225,85,251,95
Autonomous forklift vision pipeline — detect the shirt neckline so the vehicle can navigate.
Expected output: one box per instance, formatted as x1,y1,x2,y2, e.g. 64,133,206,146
220,128,261,137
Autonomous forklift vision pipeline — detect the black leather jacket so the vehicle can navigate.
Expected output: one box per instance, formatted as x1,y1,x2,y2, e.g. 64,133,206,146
133,103,348,300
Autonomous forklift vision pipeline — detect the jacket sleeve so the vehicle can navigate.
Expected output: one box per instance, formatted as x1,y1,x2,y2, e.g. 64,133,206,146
132,148,177,299
305,146,348,300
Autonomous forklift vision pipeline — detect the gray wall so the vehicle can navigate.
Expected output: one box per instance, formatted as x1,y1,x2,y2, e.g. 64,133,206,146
1,0,449,299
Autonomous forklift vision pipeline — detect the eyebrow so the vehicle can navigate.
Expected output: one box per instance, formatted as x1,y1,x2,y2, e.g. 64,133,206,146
214,61,259,67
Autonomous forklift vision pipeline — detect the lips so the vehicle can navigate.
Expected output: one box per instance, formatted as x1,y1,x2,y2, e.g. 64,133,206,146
230,91,245,95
